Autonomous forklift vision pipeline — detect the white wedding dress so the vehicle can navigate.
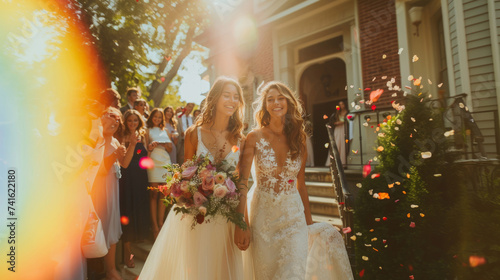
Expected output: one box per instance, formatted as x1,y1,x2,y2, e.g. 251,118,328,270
245,136,353,279
139,127,244,280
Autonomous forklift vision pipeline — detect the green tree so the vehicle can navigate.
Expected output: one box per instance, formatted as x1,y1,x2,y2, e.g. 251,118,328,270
74,0,210,106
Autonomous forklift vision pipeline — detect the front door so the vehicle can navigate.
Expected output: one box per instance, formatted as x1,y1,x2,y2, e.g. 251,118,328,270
312,101,336,166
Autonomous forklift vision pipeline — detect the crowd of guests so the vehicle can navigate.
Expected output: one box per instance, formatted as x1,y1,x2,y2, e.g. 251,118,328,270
90,87,201,280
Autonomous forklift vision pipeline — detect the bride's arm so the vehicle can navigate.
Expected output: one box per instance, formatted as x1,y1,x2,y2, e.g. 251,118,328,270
297,141,314,225
235,131,257,250
183,126,198,163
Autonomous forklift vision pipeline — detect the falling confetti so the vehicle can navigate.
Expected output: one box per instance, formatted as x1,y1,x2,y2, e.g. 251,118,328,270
121,216,130,225
371,173,380,179
407,213,411,218
388,183,394,188
375,218,381,222
378,192,390,199
370,89,384,103
412,55,419,62
231,145,239,153
362,256,369,261
372,77,377,81
359,269,365,277
336,105,340,110
413,78,421,86
411,204,419,208
392,93,398,97
371,105,377,111
421,151,432,159
438,83,443,88
420,213,425,217
323,114,328,119
350,236,357,241
324,143,329,148
288,179,294,184
398,48,404,54
356,183,362,188
396,119,402,125
356,232,363,236
444,130,454,137
469,256,486,267
352,150,359,154
410,222,416,228
136,149,142,154
377,146,384,152
161,77,166,82
382,54,387,59
383,217,388,221
342,227,352,234
139,157,155,169
411,117,416,122
434,174,442,177
408,75,414,81
428,79,433,85
381,76,387,80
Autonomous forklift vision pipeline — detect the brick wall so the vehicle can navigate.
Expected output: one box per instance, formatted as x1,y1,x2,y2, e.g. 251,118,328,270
358,0,402,107
250,25,274,83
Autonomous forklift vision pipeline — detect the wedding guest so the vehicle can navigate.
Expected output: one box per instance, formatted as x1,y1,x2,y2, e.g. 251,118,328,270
163,106,179,164
91,107,136,280
99,88,121,110
192,109,201,122
305,120,314,167
133,99,149,123
145,108,173,238
176,102,194,163
119,110,150,268
120,88,141,114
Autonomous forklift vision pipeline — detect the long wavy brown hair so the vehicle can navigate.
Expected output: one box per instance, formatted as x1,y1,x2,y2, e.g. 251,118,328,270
163,106,178,130
195,76,244,144
122,110,146,144
253,81,306,160
146,108,165,129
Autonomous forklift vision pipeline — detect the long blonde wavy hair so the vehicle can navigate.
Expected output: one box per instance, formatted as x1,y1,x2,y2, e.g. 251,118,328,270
195,76,245,144
253,81,306,160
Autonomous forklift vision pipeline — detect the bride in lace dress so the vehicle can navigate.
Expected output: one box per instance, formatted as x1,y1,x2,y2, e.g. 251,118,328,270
139,77,247,279
239,81,353,279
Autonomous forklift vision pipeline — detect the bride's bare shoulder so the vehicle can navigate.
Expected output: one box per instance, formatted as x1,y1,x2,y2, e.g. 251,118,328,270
245,129,263,144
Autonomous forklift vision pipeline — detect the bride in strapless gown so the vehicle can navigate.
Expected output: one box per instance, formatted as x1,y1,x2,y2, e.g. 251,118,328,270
139,77,247,280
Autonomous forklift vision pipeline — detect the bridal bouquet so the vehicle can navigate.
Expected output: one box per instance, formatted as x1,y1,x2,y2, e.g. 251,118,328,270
151,154,247,230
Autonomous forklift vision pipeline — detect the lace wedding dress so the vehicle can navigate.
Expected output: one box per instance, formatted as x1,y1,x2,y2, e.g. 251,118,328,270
139,127,244,279
245,136,353,279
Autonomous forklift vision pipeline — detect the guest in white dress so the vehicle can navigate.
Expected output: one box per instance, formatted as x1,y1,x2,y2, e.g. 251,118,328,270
91,107,137,280
145,108,173,238
139,76,247,280
238,81,353,279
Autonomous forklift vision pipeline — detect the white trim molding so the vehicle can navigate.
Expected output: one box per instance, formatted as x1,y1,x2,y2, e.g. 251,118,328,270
396,0,411,86
453,0,473,109
440,0,457,97
487,0,500,124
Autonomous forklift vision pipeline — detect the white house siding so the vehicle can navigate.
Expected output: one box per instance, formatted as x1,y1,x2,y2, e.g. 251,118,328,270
448,0,463,94
463,0,498,157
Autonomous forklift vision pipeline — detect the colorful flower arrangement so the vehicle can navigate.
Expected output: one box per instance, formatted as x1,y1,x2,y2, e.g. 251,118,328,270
150,154,246,230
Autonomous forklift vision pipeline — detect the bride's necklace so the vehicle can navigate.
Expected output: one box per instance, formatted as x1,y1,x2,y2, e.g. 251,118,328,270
208,127,228,162
268,127,285,143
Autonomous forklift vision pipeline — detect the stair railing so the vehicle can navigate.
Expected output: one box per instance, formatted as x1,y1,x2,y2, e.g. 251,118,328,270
326,123,355,261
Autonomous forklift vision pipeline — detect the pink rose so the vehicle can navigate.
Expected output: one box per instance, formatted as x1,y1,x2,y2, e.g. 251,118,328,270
213,184,228,198
182,166,198,179
193,192,208,206
225,178,236,193
199,168,213,180
171,183,182,198
202,176,215,191
180,180,189,192
206,164,216,171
